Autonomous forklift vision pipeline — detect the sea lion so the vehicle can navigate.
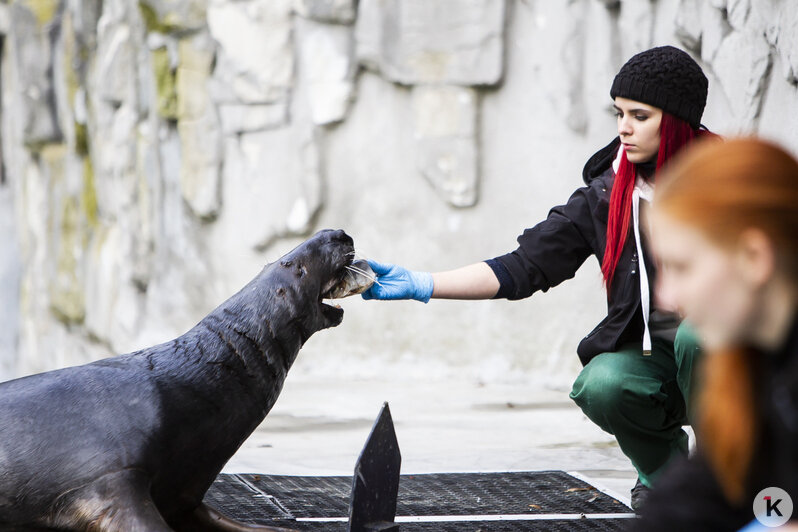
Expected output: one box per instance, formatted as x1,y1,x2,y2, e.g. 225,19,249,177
0,229,372,532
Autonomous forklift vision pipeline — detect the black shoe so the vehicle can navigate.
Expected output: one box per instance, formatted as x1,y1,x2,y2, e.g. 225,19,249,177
630,478,651,513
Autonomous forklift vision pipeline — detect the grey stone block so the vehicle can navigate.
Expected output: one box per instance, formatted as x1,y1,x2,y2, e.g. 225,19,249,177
412,85,478,208
294,0,356,24
356,0,506,86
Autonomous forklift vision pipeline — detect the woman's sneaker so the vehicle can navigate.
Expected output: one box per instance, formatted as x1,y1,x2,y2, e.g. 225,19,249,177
630,478,651,512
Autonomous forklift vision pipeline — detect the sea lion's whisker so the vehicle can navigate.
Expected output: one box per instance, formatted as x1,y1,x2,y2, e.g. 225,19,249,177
344,264,381,287
345,264,378,282
344,264,371,276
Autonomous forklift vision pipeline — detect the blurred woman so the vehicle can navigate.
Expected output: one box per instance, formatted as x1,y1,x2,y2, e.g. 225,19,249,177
632,137,798,530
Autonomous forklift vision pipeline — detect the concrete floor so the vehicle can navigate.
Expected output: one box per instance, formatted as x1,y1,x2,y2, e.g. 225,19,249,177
222,376,640,508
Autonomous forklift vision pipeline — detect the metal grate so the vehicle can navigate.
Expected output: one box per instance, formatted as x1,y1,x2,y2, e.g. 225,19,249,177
204,471,633,531
219,520,632,531
395,471,627,516
202,474,294,525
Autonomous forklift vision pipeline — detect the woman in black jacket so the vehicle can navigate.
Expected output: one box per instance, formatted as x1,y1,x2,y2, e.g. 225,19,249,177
631,137,798,530
361,45,716,509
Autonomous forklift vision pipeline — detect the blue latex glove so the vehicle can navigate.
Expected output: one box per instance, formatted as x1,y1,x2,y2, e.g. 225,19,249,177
360,260,434,303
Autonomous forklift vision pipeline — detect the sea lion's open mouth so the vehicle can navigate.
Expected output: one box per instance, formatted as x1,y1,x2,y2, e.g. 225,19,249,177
318,258,375,321
320,259,375,301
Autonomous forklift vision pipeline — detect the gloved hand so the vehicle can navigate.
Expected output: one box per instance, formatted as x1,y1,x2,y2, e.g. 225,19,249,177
360,260,434,303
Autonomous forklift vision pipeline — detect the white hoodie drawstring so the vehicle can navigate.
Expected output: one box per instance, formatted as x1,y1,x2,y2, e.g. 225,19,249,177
613,149,654,355
633,178,654,355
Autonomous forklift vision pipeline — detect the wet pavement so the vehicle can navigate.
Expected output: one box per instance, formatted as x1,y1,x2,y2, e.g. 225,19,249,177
222,377,641,507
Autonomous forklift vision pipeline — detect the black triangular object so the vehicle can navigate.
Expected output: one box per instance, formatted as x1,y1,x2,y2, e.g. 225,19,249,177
348,402,401,532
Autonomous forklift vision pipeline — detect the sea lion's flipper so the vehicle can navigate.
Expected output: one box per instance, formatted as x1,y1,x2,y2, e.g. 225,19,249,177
174,503,299,532
53,470,173,532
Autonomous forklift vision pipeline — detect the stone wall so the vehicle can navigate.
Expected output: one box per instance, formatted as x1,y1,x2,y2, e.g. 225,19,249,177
1,0,797,386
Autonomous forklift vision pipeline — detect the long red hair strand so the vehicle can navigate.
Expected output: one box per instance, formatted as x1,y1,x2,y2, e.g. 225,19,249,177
601,114,716,289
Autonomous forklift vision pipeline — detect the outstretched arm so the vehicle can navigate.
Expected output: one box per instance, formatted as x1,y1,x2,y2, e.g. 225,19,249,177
361,261,499,302
362,182,603,304
431,262,499,300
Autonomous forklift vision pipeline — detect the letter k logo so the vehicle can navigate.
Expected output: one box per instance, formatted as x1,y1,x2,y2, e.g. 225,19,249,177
765,496,783,517
754,487,792,526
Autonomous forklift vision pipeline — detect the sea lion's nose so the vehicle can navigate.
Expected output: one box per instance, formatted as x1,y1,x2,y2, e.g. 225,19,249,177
326,229,353,246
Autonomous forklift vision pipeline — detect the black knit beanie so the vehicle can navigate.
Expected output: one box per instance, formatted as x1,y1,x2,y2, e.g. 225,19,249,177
610,46,708,128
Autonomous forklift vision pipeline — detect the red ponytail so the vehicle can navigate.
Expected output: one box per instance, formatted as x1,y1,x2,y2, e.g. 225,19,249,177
601,114,717,289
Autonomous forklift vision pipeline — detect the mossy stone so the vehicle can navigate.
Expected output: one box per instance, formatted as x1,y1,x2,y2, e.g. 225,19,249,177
152,47,178,120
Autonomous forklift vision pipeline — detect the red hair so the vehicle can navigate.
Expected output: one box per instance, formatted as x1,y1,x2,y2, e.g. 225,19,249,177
601,114,717,289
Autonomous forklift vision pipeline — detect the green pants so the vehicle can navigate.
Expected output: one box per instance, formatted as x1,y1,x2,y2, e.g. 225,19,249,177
569,323,702,488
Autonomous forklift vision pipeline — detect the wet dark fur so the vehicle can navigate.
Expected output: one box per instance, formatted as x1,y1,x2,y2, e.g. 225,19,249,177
0,230,355,532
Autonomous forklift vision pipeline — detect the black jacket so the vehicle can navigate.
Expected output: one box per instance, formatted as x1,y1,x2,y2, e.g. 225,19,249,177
487,137,654,366
630,315,798,531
